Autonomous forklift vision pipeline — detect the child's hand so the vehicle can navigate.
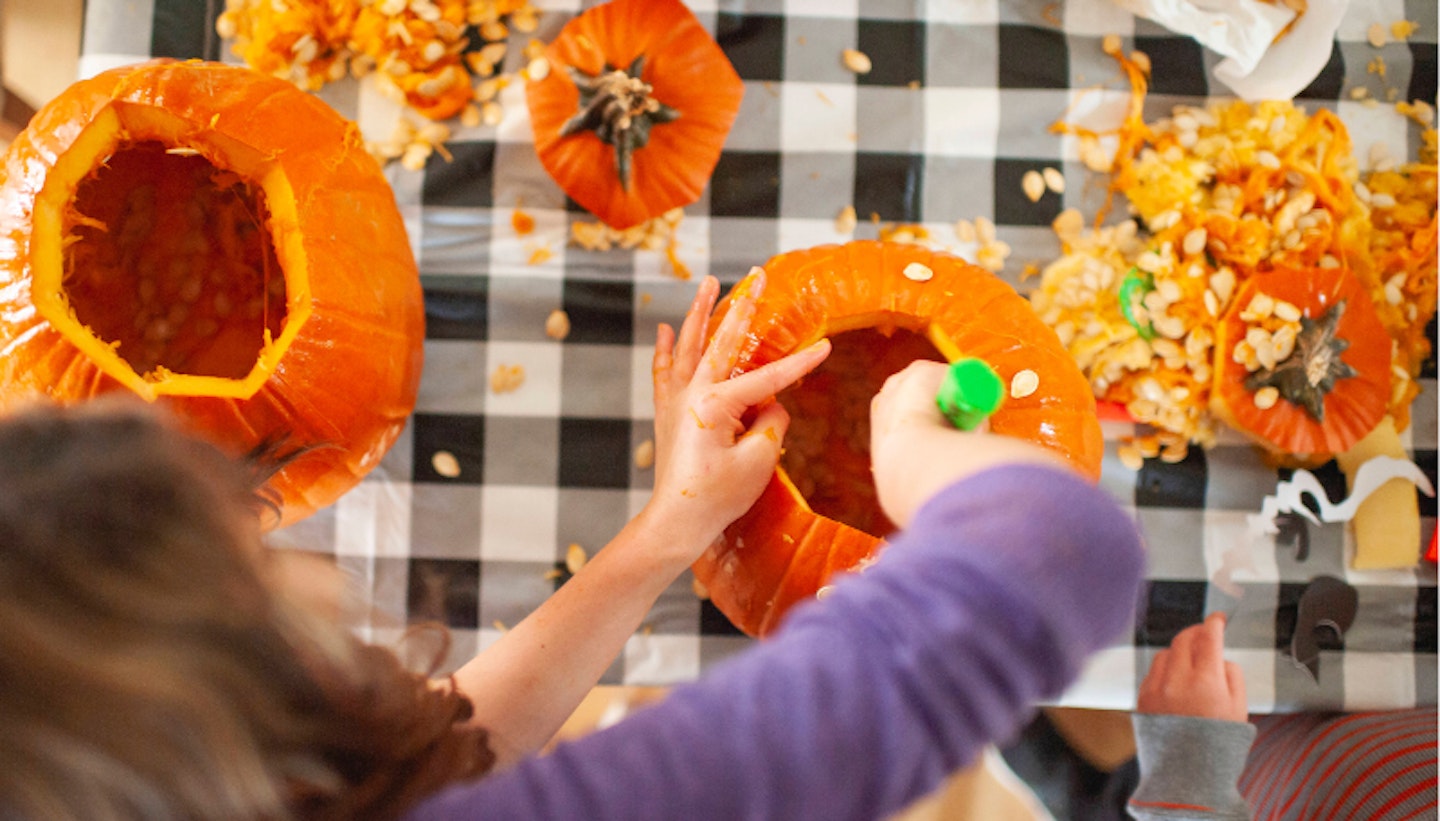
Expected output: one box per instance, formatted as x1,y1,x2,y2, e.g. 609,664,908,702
646,271,830,558
870,360,1063,528
1137,612,1247,722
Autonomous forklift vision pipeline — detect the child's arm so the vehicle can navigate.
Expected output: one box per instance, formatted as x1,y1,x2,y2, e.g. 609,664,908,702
449,272,830,767
1127,613,1255,820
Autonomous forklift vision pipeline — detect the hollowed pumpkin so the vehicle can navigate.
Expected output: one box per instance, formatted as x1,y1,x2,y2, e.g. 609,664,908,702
525,0,744,230
1210,265,1390,460
694,241,1104,636
0,60,425,528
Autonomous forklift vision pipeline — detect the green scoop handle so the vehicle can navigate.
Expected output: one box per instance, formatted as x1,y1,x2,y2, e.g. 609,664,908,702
935,357,1003,431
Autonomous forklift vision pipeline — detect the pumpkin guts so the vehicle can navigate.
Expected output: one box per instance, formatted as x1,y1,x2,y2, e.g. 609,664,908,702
62,142,286,381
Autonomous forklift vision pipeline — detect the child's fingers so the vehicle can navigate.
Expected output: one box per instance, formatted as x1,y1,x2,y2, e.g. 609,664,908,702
696,270,766,385
1187,612,1229,671
652,323,677,403
736,400,791,462
719,339,830,410
871,361,952,447
1224,660,1247,707
1136,649,1172,710
674,276,721,380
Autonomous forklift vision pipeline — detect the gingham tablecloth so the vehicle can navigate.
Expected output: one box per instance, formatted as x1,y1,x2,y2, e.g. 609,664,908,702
80,0,1437,712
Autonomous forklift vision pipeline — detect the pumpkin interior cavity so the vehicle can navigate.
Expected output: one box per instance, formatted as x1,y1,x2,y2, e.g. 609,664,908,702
776,325,946,539
61,140,287,382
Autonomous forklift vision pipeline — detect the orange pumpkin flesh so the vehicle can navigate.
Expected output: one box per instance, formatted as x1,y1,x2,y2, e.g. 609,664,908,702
694,241,1104,636
526,0,744,230
0,61,425,528
1211,265,1390,460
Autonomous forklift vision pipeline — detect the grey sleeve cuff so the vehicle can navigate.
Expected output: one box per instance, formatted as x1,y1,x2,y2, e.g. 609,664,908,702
1126,713,1256,820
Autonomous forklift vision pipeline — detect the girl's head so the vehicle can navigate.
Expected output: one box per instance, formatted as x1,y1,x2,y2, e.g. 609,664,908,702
0,401,493,820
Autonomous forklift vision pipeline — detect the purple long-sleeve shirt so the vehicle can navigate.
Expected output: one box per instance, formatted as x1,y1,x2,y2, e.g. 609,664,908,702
407,464,1145,821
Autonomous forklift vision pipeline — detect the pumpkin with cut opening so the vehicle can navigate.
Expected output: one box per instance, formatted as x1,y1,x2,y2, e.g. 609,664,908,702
0,60,425,528
693,241,1104,636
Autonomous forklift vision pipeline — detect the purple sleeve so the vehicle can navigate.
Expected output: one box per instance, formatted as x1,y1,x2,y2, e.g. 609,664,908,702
407,464,1145,821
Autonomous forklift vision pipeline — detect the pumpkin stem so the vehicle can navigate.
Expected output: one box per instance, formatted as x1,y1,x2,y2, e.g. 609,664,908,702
559,55,680,189
1244,300,1356,421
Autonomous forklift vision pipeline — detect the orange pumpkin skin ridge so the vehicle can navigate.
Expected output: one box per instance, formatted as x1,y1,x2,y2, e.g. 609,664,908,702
0,61,425,527
694,241,1103,636
1210,265,1390,460
526,0,744,230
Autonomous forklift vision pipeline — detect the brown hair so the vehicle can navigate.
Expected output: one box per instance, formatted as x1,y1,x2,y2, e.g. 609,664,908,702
0,400,494,820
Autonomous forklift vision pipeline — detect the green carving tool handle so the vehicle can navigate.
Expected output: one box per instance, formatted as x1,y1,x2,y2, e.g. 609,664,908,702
935,358,1003,431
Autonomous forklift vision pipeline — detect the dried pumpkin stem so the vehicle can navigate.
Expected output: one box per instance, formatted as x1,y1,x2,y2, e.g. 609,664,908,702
560,55,680,188
1244,300,1355,421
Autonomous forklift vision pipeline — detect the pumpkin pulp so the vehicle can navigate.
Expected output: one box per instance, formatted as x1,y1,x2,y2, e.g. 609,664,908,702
31,100,309,401
777,324,948,539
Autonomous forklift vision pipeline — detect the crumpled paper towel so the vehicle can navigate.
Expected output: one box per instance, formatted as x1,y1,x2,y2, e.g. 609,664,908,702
1112,0,1349,100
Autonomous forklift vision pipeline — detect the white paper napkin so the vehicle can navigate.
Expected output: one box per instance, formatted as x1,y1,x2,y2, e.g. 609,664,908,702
1113,0,1350,100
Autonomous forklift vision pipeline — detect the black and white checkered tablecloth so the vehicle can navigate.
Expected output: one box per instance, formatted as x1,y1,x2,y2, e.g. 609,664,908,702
80,0,1437,711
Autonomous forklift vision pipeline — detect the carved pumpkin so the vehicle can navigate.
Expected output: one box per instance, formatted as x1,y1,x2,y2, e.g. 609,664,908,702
693,241,1104,636
1210,265,1390,460
0,60,425,528
525,0,744,230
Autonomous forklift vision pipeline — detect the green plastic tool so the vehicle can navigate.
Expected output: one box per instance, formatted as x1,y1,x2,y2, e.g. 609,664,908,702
936,358,1004,430
1118,266,1156,341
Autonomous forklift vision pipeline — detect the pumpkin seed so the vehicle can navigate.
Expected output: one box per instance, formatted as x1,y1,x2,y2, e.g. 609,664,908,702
902,262,934,282
1010,369,1039,399
1253,386,1281,410
1022,170,1046,202
841,48,872,74
545,309,571,340
1042,166,1066,194
633,439,655,470
431,450,461,478
565,542,588,574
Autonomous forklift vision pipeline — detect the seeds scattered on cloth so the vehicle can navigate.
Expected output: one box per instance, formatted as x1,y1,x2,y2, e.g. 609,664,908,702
842,48,872,74
431,450,461,478
545,309,571,340
566,542,588,574
1022,170,1046,202
1043,166,1066,194
634,439,655,469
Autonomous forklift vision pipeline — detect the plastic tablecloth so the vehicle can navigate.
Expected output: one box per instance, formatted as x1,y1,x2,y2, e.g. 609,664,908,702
79,0,1437,711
